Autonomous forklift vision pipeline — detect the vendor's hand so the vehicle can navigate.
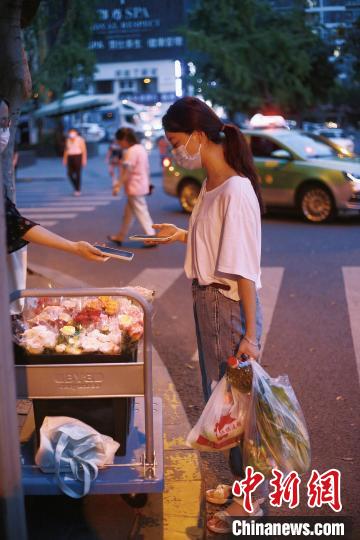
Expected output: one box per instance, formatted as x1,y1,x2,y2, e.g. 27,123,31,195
236,337,260,361
146,223,186,244
74,241,109,262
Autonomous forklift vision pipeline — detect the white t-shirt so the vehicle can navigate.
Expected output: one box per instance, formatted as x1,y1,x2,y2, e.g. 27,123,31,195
184,176,262,301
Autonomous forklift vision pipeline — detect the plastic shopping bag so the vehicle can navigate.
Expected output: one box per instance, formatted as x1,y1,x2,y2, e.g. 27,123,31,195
243,361,311,476
187,377,250,451
35,416,120,498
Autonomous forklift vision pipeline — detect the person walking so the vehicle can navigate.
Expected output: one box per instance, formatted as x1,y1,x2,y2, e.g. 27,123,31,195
63,128,87,196
106,138,123,192
108,127,155,246
147,97,265,533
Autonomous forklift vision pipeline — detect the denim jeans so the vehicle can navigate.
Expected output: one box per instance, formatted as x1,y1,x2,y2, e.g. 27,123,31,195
192,280,264,484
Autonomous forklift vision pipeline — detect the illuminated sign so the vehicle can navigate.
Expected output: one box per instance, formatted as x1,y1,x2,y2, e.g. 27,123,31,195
90,0,186,62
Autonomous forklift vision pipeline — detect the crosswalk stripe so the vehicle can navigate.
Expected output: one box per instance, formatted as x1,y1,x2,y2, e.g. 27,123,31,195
22,213,77,219
129,267,184,299
18,200,110,207
19,206,96,212
35,221,58,227
342,267,360,385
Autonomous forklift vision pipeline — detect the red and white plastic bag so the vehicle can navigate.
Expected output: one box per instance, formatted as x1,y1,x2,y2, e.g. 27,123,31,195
186,377,250,451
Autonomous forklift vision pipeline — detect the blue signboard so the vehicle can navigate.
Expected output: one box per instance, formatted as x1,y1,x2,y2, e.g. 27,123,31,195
90,0,186,62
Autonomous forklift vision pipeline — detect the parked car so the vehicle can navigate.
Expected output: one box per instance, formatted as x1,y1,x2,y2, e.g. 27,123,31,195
74,123,106,143
316,129,355,155
163,129,360,223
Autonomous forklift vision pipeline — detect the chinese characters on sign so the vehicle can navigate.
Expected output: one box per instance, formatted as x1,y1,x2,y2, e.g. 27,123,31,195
91,1,186,61
232,467,342,513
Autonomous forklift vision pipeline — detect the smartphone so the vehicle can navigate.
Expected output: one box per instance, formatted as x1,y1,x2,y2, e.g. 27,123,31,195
129,235,171,242
94,245,134,261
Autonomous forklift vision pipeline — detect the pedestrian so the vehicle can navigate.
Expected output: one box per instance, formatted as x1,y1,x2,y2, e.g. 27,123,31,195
105,139,123,193
108,127,155,246
148,97,265,532
63,128,87,196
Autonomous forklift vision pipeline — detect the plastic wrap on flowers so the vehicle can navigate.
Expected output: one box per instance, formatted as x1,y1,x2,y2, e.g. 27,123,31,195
186,377,250,451
243,361,311,476
14,288,154,357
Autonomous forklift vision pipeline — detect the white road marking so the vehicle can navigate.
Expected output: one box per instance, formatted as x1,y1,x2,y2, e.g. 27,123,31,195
129,268,184,299
22,213,77,219
35,221,58,227
19,206,95,212
342,267,360,385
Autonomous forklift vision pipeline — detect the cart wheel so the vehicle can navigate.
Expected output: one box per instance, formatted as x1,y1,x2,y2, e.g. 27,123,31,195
121,493,148,508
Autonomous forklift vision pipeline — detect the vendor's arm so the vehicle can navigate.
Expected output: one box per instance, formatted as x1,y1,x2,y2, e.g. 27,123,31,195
23,226,107,262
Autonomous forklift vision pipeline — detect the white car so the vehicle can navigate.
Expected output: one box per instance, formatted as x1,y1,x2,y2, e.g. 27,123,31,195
74,123,106,142
316,129,354,155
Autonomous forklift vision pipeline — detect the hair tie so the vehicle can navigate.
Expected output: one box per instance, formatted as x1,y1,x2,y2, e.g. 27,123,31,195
219,124,226,139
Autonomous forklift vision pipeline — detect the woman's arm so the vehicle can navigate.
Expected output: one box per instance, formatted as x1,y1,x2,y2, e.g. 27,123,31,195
236,277,260,360
150,224,188,244
23,226,107,262
81,138,87,166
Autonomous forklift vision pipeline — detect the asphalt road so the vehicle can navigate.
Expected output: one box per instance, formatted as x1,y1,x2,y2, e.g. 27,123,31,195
17,148,360,537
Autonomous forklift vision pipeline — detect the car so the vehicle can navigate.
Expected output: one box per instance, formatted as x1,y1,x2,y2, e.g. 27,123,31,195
301,132,357,159
74,123,106,142
162,129,360,223
316,129,355,155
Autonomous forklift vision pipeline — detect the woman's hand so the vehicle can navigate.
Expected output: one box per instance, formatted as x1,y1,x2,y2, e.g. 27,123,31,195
236,337,260,361
147,223,187,244
74,241,109,262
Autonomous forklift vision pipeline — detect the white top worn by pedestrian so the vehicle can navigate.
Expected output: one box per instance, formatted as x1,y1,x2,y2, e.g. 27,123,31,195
185,176,262,301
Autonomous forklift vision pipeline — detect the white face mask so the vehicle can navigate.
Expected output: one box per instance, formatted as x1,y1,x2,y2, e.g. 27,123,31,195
0,128,10,153
172,133,202,170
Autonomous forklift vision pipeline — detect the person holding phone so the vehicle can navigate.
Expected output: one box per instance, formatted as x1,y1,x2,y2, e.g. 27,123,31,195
149,97,265,533
108,127,155,247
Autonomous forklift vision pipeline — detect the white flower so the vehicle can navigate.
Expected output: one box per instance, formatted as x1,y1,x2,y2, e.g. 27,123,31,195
55,344,66,353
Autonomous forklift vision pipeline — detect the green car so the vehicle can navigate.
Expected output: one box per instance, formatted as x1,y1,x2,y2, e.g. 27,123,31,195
162,129,360,223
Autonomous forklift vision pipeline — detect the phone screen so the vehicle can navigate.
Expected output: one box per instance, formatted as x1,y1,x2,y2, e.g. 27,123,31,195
94,245,134,260
130,235,169,241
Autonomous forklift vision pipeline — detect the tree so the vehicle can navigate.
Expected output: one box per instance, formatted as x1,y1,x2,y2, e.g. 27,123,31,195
183,0,336,119
24,0,98,100
0,4,41,538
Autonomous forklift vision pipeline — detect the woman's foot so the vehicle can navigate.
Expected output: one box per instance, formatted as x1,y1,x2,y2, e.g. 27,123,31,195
107,235,123,246
73,190,81,197
207,498,264,534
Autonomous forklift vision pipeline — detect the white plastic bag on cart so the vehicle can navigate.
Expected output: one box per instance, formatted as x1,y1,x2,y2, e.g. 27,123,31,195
186,377,250,451
35,416,120,498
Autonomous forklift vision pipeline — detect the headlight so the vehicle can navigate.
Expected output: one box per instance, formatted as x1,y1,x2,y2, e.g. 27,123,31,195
344,172,360,184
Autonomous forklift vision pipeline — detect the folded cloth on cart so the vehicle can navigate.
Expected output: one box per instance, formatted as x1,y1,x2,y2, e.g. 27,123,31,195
35,416,119,498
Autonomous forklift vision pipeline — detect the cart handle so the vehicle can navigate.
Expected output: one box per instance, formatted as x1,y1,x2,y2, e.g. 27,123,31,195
10,287,155,466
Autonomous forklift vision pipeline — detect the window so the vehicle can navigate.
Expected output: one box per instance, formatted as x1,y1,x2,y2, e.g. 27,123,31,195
250,136,283,158
95,80,113,94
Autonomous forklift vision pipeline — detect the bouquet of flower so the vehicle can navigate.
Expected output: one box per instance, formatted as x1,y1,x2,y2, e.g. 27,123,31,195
16,288,154,357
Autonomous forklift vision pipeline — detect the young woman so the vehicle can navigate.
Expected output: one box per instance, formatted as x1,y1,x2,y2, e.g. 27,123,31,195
63,128,87,196
108,127,155,246
150,97,264,533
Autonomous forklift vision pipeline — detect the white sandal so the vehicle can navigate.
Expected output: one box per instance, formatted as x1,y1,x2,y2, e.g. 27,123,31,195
207,499,264,534
206,484,233,505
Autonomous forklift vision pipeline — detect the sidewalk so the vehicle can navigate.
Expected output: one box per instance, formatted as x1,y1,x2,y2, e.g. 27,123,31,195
17,267,204,540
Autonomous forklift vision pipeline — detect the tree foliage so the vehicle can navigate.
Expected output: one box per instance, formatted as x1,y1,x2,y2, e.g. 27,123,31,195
24,0,98,99
184,0,336,117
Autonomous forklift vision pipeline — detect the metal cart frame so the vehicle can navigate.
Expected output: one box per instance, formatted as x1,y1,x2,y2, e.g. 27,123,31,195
11,287,163,497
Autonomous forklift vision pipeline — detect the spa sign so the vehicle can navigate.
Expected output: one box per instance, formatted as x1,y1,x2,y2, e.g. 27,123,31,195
90,0,187,61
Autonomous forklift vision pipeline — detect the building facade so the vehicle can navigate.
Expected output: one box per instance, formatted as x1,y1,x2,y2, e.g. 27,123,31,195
89,0,191,104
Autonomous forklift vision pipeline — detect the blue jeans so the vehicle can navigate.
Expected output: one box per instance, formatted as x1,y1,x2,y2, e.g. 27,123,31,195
192,280,263,480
